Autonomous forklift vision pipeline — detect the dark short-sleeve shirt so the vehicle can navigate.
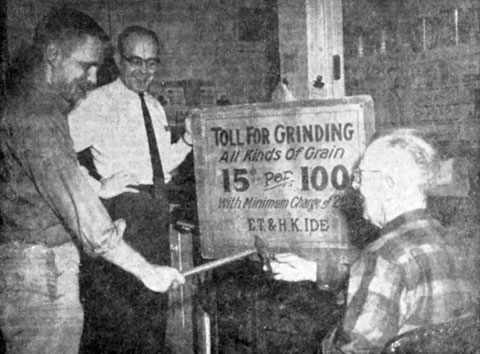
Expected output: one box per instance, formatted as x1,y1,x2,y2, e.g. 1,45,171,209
0,83,121,255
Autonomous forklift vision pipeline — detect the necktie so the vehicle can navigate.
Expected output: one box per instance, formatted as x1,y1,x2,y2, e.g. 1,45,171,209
139,93,164,185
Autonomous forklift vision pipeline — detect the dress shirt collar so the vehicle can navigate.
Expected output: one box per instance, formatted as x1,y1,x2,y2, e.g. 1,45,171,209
379,208,430,236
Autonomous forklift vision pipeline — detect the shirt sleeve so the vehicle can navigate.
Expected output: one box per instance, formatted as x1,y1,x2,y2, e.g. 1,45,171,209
19,113,122,256
162,133,192,174
150,99,192,174
79,165,102,194
338,254,404,353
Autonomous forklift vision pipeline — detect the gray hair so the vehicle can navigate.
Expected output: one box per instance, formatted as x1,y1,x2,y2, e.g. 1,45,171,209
367,129,440,191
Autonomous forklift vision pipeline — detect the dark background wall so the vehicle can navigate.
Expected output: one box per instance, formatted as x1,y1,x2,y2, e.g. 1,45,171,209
342,0,480,273
0,0,6,98
343,0,479,133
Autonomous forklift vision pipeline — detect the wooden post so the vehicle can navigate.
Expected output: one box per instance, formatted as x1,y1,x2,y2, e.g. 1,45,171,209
278,0,345,99
167,220,196,354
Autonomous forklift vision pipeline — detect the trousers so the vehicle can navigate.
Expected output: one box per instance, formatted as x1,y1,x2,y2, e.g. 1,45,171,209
0,242,83,354
80,188,171,354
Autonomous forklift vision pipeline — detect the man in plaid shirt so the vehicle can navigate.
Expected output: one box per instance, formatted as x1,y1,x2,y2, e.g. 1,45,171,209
270,129,478,353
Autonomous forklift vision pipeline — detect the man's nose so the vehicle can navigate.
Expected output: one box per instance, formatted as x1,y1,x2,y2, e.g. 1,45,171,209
138,61,149,73
87,67,98,85
352,179,360,190
351,173,360,190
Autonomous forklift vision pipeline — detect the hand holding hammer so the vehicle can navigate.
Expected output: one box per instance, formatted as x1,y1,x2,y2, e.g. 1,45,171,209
182,235,272,277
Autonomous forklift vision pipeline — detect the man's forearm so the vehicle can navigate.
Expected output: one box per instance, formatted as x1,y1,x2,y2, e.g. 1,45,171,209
78,165,102,194
101,238,152,280
101,237,185,292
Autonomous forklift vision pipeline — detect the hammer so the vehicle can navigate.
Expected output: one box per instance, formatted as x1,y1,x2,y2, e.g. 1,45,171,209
182,235,272,278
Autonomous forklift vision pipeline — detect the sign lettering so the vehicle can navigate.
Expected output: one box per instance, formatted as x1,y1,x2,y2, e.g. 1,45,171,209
193,98,374,258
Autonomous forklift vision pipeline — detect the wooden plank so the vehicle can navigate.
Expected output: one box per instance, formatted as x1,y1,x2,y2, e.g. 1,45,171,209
278,0,345,99
167,224,195,354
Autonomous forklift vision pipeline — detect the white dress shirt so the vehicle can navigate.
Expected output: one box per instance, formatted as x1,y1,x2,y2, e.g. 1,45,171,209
69,78,191,191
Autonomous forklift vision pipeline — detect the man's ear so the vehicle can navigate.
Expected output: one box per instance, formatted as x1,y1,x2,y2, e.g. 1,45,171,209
385,174,395,190
382,174,396,203
45,43,62,67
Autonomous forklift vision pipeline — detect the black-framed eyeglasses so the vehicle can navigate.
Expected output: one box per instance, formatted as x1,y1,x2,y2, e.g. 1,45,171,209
121,55,160,70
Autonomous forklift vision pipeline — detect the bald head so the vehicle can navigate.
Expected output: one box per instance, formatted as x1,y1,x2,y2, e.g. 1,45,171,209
115,26,160,93
363,129,438,191
354,129,439,226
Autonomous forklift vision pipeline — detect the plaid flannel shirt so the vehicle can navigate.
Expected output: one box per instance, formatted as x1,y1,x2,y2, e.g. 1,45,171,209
333,209,478,354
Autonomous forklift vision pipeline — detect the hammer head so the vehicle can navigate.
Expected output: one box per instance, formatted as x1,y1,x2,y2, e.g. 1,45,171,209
254,235,273,274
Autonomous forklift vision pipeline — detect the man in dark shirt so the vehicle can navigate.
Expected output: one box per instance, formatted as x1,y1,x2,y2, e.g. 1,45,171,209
0,8,184,354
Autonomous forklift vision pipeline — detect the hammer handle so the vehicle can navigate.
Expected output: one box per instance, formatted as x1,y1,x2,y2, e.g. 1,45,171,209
182,249,257,277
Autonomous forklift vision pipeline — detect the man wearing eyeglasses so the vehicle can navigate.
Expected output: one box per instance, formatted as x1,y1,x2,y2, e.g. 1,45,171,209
68,26,192,353
268,130,478,353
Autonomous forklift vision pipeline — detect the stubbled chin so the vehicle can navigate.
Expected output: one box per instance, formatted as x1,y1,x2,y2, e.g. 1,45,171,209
69,89,88,108
76,89,88,101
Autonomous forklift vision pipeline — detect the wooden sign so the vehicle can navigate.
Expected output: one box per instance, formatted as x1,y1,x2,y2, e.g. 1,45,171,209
192,96,375,259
